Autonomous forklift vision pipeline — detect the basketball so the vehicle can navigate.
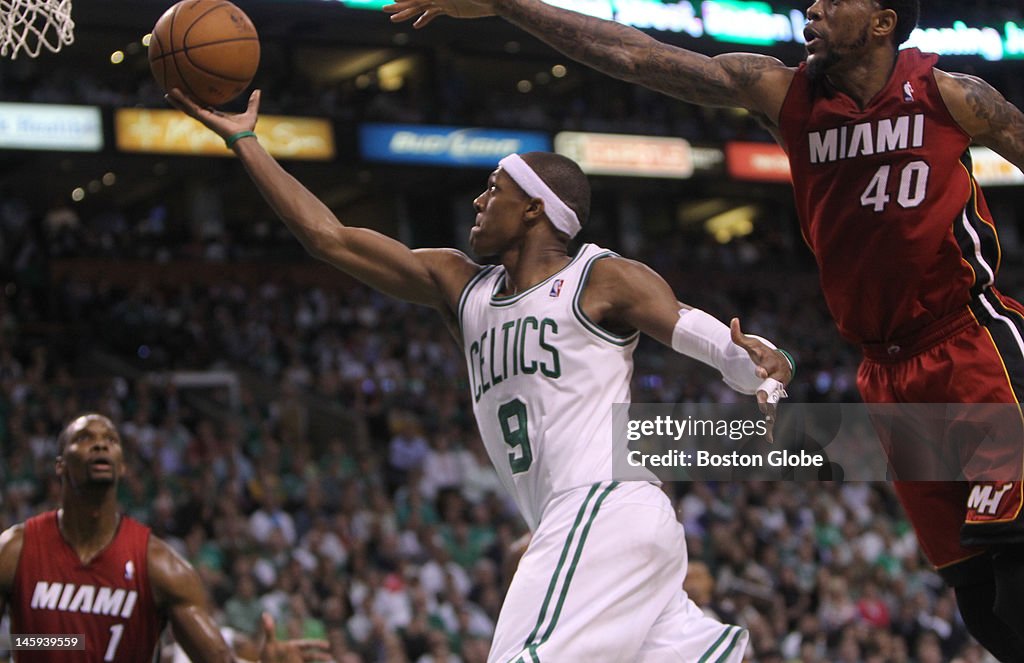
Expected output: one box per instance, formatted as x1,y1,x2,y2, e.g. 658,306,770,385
148,0,260,106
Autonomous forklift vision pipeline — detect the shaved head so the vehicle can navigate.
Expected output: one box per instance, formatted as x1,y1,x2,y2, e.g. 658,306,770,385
58,413,116,454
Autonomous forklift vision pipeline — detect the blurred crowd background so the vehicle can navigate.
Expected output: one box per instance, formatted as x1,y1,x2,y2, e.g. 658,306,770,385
3,191,1021,663
3,0,1024,661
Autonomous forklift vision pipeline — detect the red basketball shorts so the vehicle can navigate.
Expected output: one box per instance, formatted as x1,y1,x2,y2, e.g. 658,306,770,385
857,290,1024,579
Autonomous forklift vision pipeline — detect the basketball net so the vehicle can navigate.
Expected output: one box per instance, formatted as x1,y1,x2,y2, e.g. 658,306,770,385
0,0,74,59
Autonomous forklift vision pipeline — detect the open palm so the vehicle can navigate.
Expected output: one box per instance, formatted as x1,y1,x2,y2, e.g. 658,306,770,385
384,0,496,28
165,88,260,143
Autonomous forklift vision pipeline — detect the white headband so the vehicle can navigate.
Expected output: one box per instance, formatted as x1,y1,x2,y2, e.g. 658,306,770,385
498,153,582,238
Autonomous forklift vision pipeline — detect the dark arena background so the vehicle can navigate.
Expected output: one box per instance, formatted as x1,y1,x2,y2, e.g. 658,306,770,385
2,0,1024,661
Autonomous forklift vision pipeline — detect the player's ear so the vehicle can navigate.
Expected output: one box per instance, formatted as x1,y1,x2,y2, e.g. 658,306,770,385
873,7,897,39
55,454,65,477
524,198,544,223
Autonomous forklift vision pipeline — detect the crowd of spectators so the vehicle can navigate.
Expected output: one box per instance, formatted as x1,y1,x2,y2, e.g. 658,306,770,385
3,9,1024,657
2,184,1021,663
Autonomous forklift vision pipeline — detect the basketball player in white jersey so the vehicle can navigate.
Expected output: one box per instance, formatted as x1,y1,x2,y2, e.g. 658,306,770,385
167,88,793,662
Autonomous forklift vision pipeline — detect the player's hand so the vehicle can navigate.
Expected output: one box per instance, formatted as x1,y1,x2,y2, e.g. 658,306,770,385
383,0,496,29
164,88,260,144
257,612,331,662
729,318,792,442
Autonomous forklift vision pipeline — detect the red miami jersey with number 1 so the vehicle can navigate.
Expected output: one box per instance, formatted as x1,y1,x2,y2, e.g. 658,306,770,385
10,511,163,662
779,48,997,345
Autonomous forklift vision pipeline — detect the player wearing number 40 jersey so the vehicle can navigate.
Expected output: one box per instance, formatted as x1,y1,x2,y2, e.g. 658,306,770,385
0,414,330,663
383,0,1024,658
164,84,793,662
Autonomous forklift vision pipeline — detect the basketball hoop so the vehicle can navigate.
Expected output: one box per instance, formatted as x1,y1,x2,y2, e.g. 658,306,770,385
0,0,74,59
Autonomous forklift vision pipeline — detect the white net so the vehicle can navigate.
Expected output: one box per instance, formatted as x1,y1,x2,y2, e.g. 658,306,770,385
0,0,74,59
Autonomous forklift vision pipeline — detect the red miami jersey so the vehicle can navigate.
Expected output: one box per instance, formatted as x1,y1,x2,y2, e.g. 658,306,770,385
10,511,164,662
779,48,999,345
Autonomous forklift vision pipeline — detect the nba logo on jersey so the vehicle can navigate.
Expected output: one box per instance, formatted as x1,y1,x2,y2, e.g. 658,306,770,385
125,560,134,580
902,81,914,102
549,279,564,297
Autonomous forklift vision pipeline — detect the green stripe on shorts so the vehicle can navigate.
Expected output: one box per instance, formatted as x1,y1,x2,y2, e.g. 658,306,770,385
715,627,745,662
697,626,746,663
523,483,601,648
514,481,619,662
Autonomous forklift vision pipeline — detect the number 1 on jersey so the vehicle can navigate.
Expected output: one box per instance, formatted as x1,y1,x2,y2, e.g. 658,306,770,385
498,398,533,474
860,160,930,212
104,624,124,662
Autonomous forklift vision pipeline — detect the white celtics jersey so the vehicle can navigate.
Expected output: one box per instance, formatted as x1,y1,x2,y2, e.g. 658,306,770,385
458,243,639,529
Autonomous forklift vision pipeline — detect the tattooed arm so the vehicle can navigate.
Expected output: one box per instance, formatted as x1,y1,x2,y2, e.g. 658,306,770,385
386,0,795,123
937,70,1024,171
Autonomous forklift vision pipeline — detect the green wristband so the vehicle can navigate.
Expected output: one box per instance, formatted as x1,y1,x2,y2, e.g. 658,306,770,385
224,130,257,149
777,348,796,379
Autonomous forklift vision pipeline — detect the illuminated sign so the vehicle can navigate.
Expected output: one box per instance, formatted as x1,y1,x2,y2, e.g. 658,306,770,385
339,0,1024,60
592,0,696,34
725,141,790,182
115,109,335,159
701,0,803,46
555,131,693,178
360,123,549,166
970,146,1024,186
0,103,102,151
691,145,725,173
905,21,1024,61
339,0,392,8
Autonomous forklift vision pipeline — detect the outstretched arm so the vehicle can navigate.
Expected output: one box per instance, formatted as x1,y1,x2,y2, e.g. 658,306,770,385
165,90,479,319
936,70,1024,172
579,256,793,433
149,537,329,662
385,0,794,122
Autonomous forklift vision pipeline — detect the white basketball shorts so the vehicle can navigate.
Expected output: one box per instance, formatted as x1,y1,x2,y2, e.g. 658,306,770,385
489,480,749,662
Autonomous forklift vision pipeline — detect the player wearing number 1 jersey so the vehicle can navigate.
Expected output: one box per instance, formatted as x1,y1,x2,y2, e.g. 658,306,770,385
384,0,1024,657
0,414,329,663
8,511,161,662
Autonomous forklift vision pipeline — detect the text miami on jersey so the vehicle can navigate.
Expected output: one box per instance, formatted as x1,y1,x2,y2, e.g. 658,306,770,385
28,581,139,619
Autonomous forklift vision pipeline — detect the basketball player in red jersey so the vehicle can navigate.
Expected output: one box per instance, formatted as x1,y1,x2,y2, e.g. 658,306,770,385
0,414,329,662
384,0,1024,658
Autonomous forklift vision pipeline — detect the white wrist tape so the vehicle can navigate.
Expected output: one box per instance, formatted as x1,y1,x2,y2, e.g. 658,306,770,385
671,308,776,395
759,377,788,404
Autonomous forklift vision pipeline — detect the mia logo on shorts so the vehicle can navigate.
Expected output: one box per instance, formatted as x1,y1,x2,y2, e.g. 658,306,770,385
966,482,1017,520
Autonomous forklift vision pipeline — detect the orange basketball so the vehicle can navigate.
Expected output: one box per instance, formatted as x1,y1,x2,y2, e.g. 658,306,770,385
148,0,260,106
